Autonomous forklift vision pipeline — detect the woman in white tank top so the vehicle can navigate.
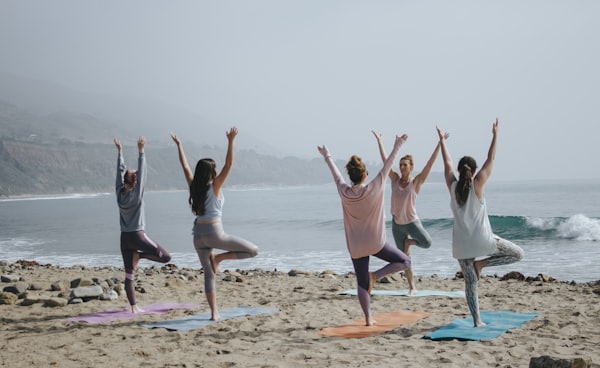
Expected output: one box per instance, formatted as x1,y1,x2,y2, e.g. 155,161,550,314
437,119,523,327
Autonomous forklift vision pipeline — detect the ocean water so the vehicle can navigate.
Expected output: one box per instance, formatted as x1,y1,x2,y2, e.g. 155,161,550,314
0,179,599,283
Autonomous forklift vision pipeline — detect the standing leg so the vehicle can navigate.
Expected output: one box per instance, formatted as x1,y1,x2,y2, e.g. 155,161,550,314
120,232,142,313
122,231,171,313
405,220,433,294
351,256,375,326
459,259,485,326
393,222,418,294
196,247,220,321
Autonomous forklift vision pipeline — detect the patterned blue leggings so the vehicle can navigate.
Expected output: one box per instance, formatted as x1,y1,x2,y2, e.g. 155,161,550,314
458,236,524,325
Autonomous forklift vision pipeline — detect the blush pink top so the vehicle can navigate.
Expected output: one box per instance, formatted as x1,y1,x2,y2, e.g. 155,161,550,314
390,177,418,225
323,138,405,259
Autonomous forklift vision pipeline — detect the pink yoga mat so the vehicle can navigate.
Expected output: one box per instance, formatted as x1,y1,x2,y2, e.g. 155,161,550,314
66,302,199,324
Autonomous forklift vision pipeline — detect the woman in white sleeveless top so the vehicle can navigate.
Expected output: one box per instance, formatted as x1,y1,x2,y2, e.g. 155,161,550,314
437,119,523,327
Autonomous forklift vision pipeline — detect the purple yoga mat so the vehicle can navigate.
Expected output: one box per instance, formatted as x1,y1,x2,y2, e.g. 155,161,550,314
66,302,199,324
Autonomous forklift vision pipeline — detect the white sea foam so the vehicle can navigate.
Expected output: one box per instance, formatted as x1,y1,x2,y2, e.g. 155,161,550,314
556,214,600,241
0,193,110,202
525,216,560,230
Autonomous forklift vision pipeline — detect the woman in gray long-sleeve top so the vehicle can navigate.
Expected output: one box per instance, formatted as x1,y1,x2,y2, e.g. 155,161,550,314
114,136,172,313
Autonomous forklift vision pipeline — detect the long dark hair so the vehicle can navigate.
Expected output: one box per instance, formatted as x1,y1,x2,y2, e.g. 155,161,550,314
455,156,477,207
346,155,366,185
189,158,217,216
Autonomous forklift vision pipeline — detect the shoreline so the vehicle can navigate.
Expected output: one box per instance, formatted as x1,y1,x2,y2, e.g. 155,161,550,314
2,259,598,285
1,260,599,367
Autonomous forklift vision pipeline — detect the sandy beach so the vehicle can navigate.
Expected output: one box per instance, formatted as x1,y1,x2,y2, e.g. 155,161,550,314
1,261,598,368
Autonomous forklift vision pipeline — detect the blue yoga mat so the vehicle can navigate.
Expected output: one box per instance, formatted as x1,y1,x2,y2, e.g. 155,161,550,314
142,306,279,332
339,289,465,298
425,310,538,341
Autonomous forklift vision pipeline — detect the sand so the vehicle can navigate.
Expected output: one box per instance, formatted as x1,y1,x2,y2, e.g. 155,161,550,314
1,262,599,368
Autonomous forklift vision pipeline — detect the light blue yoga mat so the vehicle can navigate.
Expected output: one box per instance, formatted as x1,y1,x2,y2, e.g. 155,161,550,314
142,306,279,332
339,289,465,298
425,311,538,341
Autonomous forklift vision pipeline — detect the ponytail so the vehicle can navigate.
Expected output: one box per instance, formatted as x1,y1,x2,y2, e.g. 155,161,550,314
455,156,477,207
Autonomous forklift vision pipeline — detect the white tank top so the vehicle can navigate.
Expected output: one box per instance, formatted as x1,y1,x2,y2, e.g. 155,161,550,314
195,184,223,221
450,181,497,259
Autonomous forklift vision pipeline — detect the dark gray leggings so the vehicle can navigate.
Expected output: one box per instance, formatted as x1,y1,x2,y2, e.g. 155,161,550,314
120,231,172,306
351,243,411,318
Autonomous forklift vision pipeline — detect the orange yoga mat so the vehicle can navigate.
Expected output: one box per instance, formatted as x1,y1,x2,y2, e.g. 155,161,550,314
319,310,431,338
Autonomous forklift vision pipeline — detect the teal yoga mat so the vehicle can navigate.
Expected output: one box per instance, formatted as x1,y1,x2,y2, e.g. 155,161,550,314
142,306,279,332
339,289,465,298
425,311,538,340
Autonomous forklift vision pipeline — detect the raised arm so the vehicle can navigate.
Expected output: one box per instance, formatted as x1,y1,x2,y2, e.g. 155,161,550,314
212,127,237,196
317,145,344,185
436,126,455,192
380,134,408,179
413,133,449,193
371,130,398,180
474,118,499,195
170,133,194,187
114,137,125,193
136,136,147,194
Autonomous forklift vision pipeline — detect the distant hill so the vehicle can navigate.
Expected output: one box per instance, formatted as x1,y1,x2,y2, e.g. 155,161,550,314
0,135,336,196
0,73,335,196
0,73,442,197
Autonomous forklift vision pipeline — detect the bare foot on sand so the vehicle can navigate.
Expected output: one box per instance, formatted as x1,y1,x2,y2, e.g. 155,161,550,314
210,312,221,321
408,287,418,296
131,304,144,314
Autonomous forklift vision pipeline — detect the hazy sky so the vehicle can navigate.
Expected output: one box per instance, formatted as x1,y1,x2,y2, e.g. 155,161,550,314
1,1,598,181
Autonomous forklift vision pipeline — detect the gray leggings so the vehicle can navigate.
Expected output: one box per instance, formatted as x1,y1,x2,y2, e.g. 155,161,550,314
391,219,432,253
193,221,258,293
458,237,524,323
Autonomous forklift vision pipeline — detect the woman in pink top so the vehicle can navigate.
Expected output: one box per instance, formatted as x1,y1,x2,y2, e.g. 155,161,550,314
318,133,411,326
372,131,448,295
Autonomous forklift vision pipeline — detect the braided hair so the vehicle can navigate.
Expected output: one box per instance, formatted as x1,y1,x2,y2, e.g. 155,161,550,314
455,156,477,207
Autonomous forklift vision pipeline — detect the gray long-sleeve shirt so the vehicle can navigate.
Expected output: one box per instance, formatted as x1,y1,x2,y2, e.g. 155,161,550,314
115,151,146,232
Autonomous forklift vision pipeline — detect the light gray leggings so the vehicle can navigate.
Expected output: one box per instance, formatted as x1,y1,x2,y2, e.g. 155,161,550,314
193,221,258,293
458,237,524,324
